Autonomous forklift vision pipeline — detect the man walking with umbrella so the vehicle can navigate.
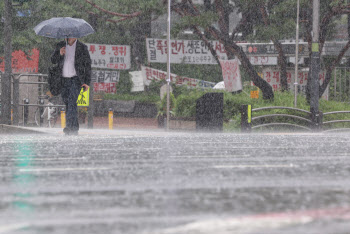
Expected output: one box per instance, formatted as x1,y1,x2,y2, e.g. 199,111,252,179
34,17,94,135
51,37,91,135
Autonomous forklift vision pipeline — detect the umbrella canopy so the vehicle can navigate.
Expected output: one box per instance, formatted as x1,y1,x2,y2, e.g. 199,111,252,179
34,17,95,39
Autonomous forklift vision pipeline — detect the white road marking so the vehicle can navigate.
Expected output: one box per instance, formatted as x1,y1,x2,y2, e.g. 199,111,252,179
170,155,250,158
18,167,111,172
213,164,295,169
159,207,350,234
0,223,29,233
14,158,85,161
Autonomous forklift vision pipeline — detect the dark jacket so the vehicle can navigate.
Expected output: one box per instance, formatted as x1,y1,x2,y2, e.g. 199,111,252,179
51,40,92,86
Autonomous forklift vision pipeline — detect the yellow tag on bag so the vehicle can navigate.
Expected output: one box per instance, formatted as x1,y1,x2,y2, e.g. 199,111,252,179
77,87,89,106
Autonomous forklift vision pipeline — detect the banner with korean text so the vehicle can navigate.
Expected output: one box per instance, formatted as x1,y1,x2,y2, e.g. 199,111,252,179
146,38,227,64
141,66,215,89
219,59,243,92
257,69,329,100
91,70,119,94
86,43,131,70
146,38,281,66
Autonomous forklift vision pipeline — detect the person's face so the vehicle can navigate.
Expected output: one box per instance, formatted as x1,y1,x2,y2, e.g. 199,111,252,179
66,38,77,45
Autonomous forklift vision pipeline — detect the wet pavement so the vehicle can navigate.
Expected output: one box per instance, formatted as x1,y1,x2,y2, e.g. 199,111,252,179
1,129,350,234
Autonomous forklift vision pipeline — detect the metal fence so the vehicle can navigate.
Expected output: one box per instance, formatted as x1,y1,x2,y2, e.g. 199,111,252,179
12,73,65,126
241,105,350,132
331,67,350,102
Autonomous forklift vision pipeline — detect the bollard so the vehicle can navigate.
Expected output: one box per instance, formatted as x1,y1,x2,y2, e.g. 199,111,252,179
240,104,252,133
61,108,66,129
108,108,113,130
23,98,29,126
11,109,13,124
164,117,167,129
39,99,44,127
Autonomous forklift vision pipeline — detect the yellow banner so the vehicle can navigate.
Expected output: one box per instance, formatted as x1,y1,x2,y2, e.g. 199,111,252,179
77,88,89,106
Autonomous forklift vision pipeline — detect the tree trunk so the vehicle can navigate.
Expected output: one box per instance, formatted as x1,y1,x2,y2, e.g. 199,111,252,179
1,0,12,125
130,14,152,70
273,40,288,91
305,5,313,103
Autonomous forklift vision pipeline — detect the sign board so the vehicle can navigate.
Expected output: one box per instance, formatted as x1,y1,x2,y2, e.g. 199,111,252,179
146,38,228,64
86,43,131,70
219,59,243,92
0,49,39,73
91,70,119,83
141,66,215,89
250,89,259,99
77,87,90,106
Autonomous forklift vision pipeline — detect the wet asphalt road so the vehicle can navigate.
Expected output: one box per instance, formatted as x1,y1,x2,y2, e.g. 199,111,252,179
1,130,350,234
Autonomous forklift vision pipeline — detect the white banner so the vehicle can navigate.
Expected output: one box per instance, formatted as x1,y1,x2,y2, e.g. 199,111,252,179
141,66,215,89
219,59,243,92
146,38,228,64
129,71,145,92
146,38,282,66
91,70,120,83
86,43,131,70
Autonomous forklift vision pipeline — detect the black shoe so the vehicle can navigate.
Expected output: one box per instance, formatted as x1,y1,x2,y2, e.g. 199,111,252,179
63,127,70,135
70,131,78,136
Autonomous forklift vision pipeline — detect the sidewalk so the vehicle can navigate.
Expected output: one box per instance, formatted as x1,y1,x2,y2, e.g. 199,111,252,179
56,116,159,130
0,116,159,135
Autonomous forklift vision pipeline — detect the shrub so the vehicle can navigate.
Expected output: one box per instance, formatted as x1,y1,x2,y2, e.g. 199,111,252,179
116,73,133,94
174,89,206,117
158,92,176,116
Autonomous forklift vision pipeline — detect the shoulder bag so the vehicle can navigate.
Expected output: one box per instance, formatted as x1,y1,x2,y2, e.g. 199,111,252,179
48,65,62,96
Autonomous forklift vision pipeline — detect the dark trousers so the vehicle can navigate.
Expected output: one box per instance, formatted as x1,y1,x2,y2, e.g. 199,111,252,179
61,76,81,132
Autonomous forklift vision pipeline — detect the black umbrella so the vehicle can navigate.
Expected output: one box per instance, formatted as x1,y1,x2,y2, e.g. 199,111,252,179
34,17,95,39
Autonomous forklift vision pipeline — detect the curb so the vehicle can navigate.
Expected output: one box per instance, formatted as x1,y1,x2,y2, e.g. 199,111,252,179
0,125,47,134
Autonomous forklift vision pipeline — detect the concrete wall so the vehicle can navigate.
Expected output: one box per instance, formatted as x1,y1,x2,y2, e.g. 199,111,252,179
94,100,158,118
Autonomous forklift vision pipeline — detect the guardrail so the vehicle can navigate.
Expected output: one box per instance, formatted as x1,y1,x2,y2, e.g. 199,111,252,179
322,111,350,132
240,105,325,132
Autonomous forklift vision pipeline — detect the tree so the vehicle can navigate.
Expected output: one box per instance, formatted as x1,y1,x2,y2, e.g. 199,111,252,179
70,0,165,70
172,0,274,100
305,0,350,99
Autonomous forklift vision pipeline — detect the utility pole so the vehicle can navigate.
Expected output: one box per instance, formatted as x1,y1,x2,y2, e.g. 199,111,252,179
294,0,300,107
310,0,320,128
1,0,13,125
166,0,171,130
